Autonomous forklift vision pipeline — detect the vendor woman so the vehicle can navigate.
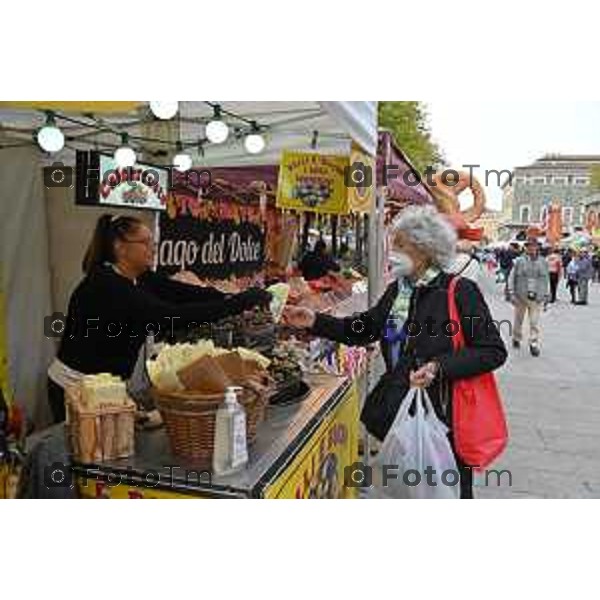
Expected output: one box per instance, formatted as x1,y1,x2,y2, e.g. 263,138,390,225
47,214,271,423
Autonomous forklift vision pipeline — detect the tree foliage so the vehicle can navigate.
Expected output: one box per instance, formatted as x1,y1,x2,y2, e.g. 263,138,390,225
378,101,444,173
590,165,600,191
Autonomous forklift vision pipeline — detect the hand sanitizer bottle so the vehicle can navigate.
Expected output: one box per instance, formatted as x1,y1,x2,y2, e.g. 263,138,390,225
213,386,249,475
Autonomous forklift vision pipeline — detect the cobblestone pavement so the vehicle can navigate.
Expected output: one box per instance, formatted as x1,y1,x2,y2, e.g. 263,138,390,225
476,274,600,499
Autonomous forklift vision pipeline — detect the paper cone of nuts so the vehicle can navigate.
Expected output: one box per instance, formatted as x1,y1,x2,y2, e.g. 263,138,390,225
177,355,233,394
213,352,247,385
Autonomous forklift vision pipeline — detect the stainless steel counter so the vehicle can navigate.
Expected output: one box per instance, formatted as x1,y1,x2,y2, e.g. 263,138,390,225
73,374,351,498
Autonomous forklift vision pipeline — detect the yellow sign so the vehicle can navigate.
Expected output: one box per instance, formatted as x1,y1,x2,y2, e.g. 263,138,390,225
347,142,375,213
276,151,349,214
78,478,198,499
0,101,143,114
264,384,359,499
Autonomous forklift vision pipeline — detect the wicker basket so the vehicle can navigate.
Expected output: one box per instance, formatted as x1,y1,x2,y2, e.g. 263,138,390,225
150,386,268,468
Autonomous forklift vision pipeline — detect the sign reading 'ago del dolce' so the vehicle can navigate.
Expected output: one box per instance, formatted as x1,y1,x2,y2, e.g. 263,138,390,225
157,197,266,280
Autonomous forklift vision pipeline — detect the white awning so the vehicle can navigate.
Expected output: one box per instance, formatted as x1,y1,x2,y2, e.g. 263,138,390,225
0,101,378,166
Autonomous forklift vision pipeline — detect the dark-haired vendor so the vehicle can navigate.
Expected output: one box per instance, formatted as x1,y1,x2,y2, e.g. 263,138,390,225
47,214,271,423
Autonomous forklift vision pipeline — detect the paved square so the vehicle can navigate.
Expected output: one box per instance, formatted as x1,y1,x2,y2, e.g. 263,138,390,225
476,275,600,499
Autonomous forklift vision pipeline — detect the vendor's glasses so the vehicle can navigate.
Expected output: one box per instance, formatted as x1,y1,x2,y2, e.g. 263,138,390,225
124,238,156,249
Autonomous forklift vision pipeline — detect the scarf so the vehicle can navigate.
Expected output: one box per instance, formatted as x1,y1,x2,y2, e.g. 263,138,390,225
385,267,441,368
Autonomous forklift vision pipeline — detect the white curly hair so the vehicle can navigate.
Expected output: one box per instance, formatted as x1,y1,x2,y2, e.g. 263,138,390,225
389,205,458,269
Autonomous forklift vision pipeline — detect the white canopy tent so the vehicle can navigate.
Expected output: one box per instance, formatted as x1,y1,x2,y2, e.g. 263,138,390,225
0,101,378,426
0,101,377,165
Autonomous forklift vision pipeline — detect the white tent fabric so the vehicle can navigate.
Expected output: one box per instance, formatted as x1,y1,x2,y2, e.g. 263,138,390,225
319,101,377,156
0,101,378,167
0,146,55,425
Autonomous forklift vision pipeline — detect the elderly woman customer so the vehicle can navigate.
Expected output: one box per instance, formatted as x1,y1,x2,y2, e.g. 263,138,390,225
284,206,507,499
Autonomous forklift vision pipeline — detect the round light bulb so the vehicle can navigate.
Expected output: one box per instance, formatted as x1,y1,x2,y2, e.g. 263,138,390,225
114,145,137,168
37,125,65,153
173,152,192,172
206,119,229,144
150,101,179,120
245,133,265,154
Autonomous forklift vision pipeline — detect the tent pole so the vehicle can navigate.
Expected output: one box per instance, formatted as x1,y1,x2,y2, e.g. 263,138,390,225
301,212,312,254
331,215,338,257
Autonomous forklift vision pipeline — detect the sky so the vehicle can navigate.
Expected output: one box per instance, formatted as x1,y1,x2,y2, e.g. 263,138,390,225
426,101,600,211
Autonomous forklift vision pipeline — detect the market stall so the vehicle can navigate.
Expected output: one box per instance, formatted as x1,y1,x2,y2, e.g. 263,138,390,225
73,374,358,499
0,101,378,499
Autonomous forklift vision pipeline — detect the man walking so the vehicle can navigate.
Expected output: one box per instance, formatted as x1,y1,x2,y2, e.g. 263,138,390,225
576,250,594,305
507,238,550,357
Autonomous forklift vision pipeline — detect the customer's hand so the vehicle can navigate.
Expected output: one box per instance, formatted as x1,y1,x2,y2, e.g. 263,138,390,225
410,361,439,388
282,306,316,329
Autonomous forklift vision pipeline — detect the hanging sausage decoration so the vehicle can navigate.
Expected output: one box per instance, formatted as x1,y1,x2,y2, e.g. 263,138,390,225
429,171,486,239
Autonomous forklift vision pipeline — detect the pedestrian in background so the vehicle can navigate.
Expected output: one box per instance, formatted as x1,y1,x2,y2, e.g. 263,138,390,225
499,244,519,300
507,238,550,357
546,247,563,303
566,253,579,304
592,252,600,283
576,250,594,305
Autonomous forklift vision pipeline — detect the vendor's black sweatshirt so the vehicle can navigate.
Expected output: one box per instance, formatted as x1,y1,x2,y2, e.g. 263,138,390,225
56,265,269,379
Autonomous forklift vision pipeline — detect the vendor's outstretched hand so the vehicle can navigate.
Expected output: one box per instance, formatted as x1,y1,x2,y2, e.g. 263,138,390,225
240,287,272,309
282,306,316,329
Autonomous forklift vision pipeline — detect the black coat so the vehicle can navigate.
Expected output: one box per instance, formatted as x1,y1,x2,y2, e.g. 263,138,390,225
57,266,268,379
312,273,507,441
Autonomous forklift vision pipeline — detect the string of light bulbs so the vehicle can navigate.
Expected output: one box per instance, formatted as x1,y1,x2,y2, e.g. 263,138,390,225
33,102,268,169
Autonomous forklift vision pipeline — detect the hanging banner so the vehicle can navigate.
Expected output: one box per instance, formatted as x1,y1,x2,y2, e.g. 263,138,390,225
157,195,266,280
546,202,563,245
347,142,375,213
276,151,349,214
585,208,599,234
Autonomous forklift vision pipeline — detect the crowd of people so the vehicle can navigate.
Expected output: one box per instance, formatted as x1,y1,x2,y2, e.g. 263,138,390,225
491,243,600,306
480,240,600,358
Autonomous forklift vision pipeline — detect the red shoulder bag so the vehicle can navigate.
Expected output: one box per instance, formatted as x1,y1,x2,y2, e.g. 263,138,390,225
447,277,508,468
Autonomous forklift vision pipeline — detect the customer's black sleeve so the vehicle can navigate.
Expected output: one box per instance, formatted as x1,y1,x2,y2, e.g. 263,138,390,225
310,280,399,346
437,278,508,380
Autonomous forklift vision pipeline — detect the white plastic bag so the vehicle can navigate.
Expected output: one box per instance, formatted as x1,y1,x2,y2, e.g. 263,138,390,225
367,387,460,499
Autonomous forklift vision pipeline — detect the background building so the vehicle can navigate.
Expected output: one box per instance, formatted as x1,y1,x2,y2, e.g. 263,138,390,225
497,176,515,241
509,155,600,235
